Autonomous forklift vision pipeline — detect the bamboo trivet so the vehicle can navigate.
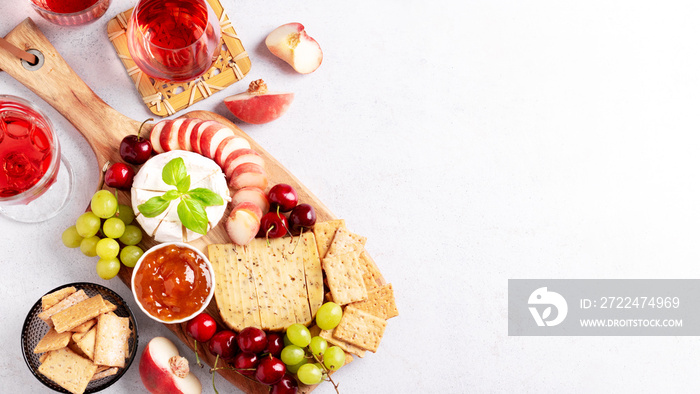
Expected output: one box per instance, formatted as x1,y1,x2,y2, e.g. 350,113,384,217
106,0,251,117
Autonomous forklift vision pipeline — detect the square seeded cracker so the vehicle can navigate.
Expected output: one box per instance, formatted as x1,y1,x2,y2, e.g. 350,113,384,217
348,283,398,320
37,348,97,394
325,227,366,260
319,329,366,358
312,219,346,258
333,305,387,353
322,252,367,306
358,250,385,290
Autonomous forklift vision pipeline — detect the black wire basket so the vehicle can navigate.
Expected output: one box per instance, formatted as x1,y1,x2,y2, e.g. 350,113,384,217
21,282,139,393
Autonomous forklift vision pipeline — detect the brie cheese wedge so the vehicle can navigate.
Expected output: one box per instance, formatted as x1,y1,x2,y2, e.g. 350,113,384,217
131,150,231,243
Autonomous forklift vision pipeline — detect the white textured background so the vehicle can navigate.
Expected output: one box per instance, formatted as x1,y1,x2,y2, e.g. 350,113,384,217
2,0,700,393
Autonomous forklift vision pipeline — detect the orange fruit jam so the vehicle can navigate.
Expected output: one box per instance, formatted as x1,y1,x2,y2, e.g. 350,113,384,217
133,245,212,321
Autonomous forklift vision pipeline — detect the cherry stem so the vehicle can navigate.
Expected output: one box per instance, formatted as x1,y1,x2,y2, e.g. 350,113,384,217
194,340,202,367
289,228,303,254
138,118,154,139
311,353,340,394
212,354,219,394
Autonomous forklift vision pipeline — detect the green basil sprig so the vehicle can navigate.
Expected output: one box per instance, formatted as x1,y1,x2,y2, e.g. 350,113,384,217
137,158,223,235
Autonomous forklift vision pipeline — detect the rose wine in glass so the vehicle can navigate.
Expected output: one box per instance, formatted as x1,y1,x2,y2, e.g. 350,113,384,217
30,0,111,26
127,0,221,82
0,96,73,223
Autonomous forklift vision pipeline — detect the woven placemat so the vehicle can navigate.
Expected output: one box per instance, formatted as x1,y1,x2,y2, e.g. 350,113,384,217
106,0,251,117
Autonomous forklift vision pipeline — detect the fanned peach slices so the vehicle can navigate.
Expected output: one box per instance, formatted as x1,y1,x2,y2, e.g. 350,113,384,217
149,118,270,245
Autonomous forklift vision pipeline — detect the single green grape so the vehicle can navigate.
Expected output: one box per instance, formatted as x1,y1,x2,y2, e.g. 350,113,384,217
96,257,121,280
120,245,143,268
286,324,311,347
62,226,83,248
103,217,125,239
91,190,118,219
280,345,305,366
286,358,309,374
119,225,142,246
308,336,328,357
117,204,135,225
297,363,323,385
96,238,120,259
283,334,293,347
316,302,343,330
75,212,101,238
80,236,101,257
323,346,346,371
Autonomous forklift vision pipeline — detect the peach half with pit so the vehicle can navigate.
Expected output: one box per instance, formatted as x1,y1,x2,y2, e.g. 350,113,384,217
224,79,294,124
265,23,323,74
139,337,202,394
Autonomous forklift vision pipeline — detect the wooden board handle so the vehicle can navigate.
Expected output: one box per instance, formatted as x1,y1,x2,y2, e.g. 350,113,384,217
0,18,142,167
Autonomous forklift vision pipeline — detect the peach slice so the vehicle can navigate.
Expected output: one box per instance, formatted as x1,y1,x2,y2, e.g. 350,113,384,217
214,136,251,168
226,204,262,245
228,162,268,190
139,337,202,394
224,79,294,124
177,118,203,152
149,120,170,154
160,118,187,152
224,149,265,180
199,124,236,159
266,23,323,74
189,120,218,155
231,187,270,216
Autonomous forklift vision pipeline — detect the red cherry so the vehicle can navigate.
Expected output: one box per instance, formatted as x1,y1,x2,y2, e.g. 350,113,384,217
104,162,134,190
288,204,316,233
208,330,237,359
255,356,286,385
185,313,217,342
120,135,152,165
265,332,284,357
271,374,298,394
120,119,153,164
268,184,298,212
233,352,260,376
236,327,268,354
258,212,288,239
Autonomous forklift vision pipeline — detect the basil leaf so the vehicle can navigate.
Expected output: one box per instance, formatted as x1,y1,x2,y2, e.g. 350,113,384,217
162,158,187,186
176,174,191,193
162,189,181,201
178,197,209,235
188,188,224,207
137,196,170,218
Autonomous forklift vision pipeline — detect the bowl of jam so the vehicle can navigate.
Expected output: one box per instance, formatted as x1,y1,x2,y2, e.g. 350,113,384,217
131,242,215,324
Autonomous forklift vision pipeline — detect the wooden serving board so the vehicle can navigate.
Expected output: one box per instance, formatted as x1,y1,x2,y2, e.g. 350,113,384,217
1,18,337,393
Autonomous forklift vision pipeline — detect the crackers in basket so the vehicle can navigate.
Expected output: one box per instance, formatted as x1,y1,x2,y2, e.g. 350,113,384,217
33,287,132,394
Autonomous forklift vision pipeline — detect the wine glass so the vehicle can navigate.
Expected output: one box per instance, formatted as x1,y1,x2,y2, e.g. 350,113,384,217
29,0,111,26
126,0,221,82
0,96,74,223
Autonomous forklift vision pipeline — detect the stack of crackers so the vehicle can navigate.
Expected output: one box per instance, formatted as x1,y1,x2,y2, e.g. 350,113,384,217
32,286,132,394
312,220,399,358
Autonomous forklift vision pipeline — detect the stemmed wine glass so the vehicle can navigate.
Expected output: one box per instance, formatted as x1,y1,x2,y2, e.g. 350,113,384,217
0,96,74,223
126,0,221,82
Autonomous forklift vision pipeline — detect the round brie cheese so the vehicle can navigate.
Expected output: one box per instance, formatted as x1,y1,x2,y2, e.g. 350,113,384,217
131,150,231,243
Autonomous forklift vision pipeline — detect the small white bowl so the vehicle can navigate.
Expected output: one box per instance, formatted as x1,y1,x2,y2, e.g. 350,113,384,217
131,242,215,325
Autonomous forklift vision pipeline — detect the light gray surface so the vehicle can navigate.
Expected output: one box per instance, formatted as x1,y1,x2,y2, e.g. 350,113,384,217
1,1,698,393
